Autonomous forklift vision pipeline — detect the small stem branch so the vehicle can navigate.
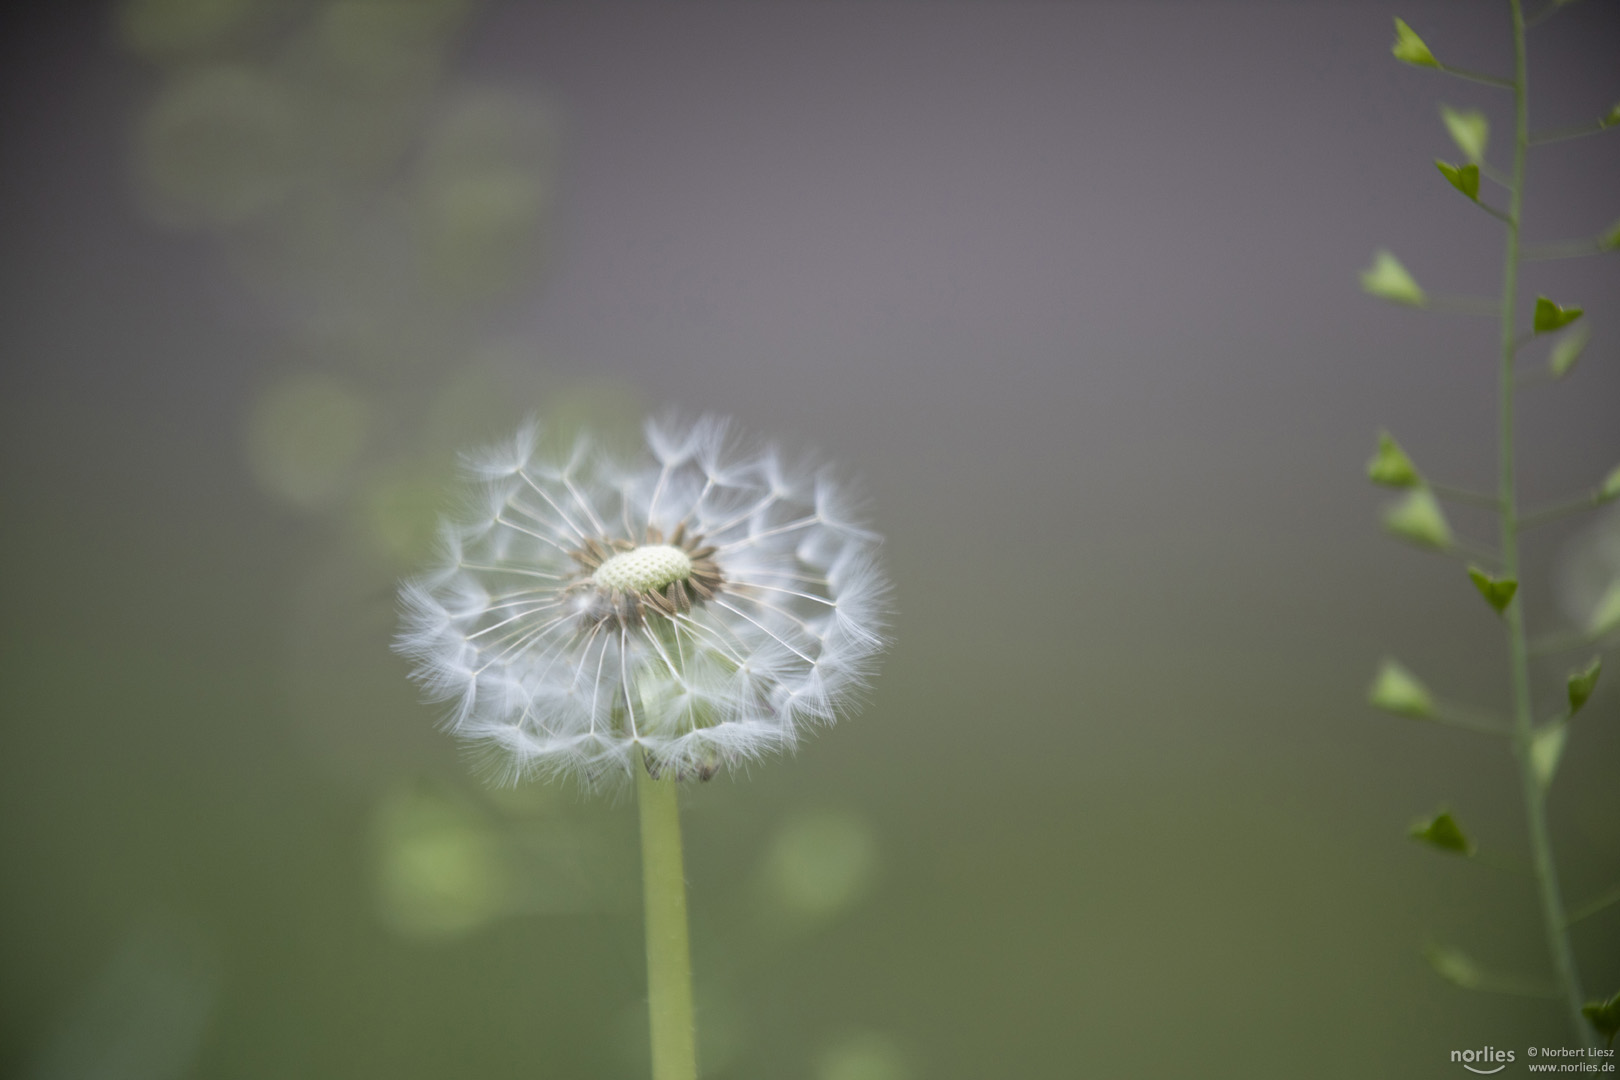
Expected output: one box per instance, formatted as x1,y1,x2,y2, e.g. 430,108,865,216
1524,237,1608,261
1429,294,1505,317
1432,703,1512,738
1437,62,1516,89
1481,162,1513,188
1530,627,1617,656
1501,1,1592,1045
637,751,699,1080
1523,1,1569,30
1565,885,1620,928
1447,538,1501,568
1473,976,1564,999
1469,850,1534,876
1521,492,1607,528
1431,482,1501,509
1529,122,1613,146
1479,202,1513,224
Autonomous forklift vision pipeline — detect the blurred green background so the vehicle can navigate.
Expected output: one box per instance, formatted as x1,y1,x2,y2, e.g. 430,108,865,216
2,1,1618,1077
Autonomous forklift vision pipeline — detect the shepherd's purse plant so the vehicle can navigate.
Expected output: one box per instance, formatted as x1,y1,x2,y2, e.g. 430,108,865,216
1362,4,1620,1048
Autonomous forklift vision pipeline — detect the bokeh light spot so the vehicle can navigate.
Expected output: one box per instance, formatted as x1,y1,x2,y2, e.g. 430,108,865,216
245,371,371,510
762,810,878,921
136,64,301,227
815,1031,915,1080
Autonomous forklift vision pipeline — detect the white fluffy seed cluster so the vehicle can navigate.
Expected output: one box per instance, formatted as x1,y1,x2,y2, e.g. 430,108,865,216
396,414,891,788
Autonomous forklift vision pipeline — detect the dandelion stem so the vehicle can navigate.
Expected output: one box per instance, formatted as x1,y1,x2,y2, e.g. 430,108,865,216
1499,1,1592,1045
637,751,699,1080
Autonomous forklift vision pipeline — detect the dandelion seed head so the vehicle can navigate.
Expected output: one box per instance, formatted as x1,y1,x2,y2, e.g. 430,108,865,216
395,413,891,789
592,544,694,595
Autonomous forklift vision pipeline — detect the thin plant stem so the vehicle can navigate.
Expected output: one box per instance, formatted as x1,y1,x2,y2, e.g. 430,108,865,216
1565,885,1620,929
1430,482,1500,509
1447,539,1501,568
1529,626,1616,656
1523,1,1565,31
1438,62,1515,90
637,750,699,1080
1499,0,1592,1045
1528,122,1613,147
1521,492,1607,528
1473,976,1563,1000
1523,237,1606,261
1428,294,1502,316
1468,850,1533,876
1431,704,1511,738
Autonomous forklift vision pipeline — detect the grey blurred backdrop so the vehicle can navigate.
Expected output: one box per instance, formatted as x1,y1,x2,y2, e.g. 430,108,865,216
2,1,1618,1077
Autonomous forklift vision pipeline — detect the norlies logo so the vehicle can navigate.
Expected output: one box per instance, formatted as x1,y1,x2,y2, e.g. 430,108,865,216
1452,1046,1515,1074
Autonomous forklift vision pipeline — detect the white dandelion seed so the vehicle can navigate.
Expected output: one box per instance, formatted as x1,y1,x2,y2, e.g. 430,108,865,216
396,414,892,788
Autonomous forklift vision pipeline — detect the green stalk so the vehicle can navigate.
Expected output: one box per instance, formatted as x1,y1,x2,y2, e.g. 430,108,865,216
1499,0,1592,1046
637,751,699,1079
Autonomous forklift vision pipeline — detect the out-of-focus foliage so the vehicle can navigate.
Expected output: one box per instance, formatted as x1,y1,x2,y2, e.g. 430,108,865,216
119,0,270,61
1531,723,1568,791
1390,18,1439,69
137,65,303,227
1466,566,1518,615
1560,510,1620,638
1549,326,1589,378
117,0,591,813
1407,809,1473,857
1368,658,1435,719
1568,658,1602,717
1533,296,1585,335
373,782,513,939
413,91,554,301
760,810,879,924
25,922,217,1080
102,6,917,1074
1425,943,1484,990
244,370,371,509
1438,105,1487,165
815,1031,916,1080
1366,432,1421,488
123,0,560,569
1360,250,1426,307
1382,487,1452,550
